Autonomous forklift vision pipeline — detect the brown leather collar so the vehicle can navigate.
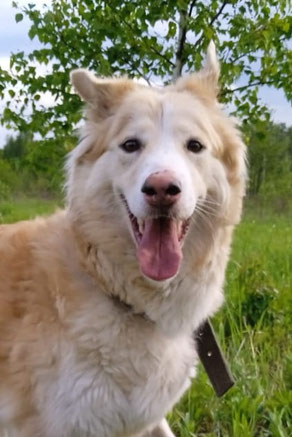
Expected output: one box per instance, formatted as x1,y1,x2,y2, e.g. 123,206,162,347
195,320,234,397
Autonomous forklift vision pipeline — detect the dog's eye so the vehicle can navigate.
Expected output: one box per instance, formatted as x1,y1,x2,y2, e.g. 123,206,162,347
119,138,142,153
186,139,205,153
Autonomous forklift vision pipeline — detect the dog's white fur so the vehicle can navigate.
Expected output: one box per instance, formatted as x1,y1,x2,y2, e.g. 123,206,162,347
0,43,246,436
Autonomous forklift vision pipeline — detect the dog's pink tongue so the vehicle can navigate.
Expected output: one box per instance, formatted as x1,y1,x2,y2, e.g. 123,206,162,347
137,218,182,281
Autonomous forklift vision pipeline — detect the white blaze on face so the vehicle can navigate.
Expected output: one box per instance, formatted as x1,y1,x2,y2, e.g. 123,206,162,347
115,91,211,281
124,93,208,220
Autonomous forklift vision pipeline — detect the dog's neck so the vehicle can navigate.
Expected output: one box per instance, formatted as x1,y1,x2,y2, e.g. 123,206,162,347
110,293,153,322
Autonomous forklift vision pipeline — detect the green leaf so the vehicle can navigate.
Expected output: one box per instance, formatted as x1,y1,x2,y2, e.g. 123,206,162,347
2,0,291,140
167,21,177,38
15,13,24,23
28,25,37,40
282,21,290,33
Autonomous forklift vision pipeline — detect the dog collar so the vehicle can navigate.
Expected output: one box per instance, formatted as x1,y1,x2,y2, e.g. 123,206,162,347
195,320,234,397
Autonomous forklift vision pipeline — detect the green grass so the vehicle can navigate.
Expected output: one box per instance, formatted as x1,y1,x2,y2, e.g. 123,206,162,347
1,197,291,436
0,197,63,224
170,211,292,436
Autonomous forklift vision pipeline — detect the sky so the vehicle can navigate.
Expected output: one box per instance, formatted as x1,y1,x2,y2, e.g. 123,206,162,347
0,0,291,148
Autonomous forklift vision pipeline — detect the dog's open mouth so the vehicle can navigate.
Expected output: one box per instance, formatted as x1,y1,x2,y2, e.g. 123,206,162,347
122,197,190,281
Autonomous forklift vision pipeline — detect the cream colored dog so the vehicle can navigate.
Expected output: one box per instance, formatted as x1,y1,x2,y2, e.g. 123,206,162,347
0,43,246,437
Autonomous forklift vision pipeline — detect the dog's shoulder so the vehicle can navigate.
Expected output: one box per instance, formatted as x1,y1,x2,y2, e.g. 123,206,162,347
0,219,40,271
0,210,66,253
0,211,69,301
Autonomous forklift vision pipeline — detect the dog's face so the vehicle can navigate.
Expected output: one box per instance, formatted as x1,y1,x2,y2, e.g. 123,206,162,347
68,44,246,283
102,90,225,282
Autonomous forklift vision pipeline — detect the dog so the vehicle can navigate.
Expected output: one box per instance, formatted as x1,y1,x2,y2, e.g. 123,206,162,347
0,42,246,436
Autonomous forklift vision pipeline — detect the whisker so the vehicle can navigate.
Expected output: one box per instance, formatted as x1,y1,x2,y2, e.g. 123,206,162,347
196,208,218,219
200,197,221,206
195,203,219,218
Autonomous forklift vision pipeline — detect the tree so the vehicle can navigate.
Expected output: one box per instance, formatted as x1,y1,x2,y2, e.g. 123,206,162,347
245,122,292,196
0,133,66,196
2,132,31,162
0,0,291,143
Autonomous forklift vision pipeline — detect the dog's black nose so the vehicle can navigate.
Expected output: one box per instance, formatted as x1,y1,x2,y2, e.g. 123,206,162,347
141,171,181,207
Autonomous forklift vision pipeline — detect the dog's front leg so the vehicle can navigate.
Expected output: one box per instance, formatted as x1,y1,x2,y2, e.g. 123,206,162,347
142,418,175,437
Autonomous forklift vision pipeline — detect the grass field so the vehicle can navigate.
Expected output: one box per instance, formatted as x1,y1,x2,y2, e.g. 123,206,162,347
0,197,63,224
0,198,291,436
170,210,292,437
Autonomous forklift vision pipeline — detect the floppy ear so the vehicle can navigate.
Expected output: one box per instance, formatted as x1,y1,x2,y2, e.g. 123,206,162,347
70,69,135,117
176,41,220,102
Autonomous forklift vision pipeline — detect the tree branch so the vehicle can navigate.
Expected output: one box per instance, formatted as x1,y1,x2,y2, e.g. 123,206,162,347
221,80,275,96
172,11,187,80
188,0,198,18
127,62,152,85
209,0,229,27
107,6,175,68
172,0,201,81
148,44,175,67
193,0,229,49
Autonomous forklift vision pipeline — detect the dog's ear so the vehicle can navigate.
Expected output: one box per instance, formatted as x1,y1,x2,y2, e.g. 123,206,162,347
176,41,220,102
70,69,134,117
202,40,220,94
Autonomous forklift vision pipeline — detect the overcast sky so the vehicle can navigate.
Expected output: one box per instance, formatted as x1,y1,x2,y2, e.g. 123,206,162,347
0,0,291,147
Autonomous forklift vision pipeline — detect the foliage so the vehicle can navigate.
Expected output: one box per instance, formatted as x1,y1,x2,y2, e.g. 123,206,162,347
0,180,11,201
244,122,292,197
0,158,18,199
0,0,291,143
2,132,30,162
0,133,71,197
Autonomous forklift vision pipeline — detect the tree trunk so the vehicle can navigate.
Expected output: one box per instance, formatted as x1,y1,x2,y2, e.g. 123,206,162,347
172,9,188,81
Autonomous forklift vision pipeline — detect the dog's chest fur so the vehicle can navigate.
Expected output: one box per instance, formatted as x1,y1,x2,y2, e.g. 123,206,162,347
40,302,196,437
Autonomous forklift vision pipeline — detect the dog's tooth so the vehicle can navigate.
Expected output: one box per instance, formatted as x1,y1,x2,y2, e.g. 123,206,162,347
138,219,144,235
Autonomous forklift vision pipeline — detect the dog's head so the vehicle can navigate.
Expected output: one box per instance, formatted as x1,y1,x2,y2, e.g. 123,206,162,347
68,43,246,283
